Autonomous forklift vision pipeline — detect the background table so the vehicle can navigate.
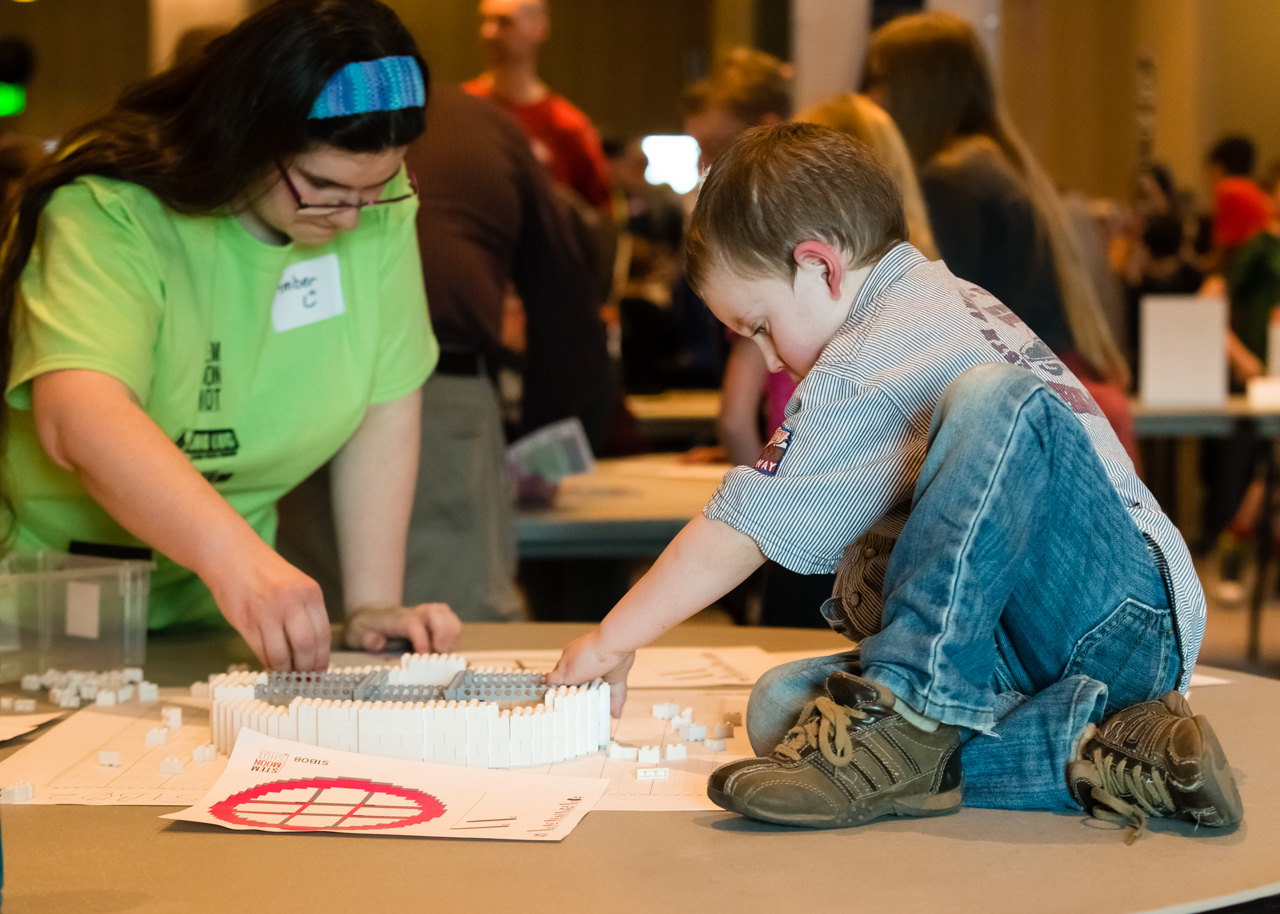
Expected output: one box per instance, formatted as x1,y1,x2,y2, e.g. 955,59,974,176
517,456,726,559
1,623,1276,914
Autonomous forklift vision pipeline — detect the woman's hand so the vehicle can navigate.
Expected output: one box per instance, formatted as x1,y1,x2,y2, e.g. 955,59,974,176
547,630,635,717
202,544,331,672
345,602,462,654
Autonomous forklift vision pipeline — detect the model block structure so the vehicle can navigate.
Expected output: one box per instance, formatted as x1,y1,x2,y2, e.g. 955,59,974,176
208,653,611,769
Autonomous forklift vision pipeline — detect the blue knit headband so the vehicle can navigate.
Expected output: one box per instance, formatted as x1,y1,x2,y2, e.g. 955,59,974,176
308,56,425,120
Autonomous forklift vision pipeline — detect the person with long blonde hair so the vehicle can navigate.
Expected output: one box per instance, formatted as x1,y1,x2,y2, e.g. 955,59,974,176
863,11,1138,462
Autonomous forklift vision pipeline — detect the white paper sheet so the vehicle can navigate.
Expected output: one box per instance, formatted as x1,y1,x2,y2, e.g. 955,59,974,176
163,730,607,841
0,690,221,805
459,646,776,689
0,711,65,743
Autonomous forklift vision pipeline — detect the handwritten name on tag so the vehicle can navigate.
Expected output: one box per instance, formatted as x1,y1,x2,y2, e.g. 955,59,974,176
271,253,345,332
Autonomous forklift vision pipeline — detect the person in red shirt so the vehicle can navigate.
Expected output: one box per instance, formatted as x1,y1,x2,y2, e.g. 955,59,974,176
1207,135,1273,263
464,0,612,212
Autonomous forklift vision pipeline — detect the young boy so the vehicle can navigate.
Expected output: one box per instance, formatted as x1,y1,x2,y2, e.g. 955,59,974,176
548,123,1242,840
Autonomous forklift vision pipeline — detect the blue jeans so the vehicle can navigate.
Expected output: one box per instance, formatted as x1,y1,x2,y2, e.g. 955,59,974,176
748,364,1181,811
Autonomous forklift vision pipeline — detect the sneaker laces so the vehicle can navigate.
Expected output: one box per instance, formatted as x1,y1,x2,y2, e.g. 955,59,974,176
774,696,868,767
1083,745,1178,844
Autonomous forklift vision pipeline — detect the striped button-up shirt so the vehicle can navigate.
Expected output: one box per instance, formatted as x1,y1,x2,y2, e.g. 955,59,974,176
705,243,1204,689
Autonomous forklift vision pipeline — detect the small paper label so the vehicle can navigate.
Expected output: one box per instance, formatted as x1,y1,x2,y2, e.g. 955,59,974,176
271,253,345,332
65,581,101,640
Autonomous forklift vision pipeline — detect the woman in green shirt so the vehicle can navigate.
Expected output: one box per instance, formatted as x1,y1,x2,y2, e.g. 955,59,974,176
0,0,460,671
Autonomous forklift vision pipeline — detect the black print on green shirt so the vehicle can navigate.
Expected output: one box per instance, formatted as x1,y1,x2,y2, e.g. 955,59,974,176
175,428,240,460
200,341,222,412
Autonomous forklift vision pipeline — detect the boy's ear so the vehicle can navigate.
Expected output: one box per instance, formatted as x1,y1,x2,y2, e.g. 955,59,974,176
793,241,844,299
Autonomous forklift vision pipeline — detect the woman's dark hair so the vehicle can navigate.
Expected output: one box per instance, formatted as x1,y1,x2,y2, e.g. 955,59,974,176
863,11,1130,390
0,0,428,538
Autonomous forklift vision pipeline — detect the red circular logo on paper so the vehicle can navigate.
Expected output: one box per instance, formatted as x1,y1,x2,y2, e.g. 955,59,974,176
209,777,446,832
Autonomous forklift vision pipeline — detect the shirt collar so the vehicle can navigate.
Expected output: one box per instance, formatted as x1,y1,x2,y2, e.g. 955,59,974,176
846,242,928,323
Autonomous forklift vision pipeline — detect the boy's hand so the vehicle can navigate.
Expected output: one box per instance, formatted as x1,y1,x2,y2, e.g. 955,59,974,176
548,631,635,717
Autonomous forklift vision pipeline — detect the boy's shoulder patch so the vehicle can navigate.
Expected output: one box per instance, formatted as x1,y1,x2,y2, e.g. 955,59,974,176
754,425,792,476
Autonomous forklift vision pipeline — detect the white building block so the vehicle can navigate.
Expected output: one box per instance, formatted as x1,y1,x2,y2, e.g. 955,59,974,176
1,781,33,803
652,702,680,720
95,689,117,707
123,667,144,684
686,724,707,742
161,707,182,729
0,697,11,710
192,744,216,763
190,681,210,699
14,698,36,713
98,750,121,767
115,685,134,702
665,743,687,761
20,675,41,692
138,682,159,702
608,742,640,761
160,757,184,776
637,745,660,764
145,727,167,746
56,691,80,709
636,767,669,781
706,738,727,751
713,723,734,739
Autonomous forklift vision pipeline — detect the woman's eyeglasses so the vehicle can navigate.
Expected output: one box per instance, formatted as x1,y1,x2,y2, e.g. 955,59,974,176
275,161,417,216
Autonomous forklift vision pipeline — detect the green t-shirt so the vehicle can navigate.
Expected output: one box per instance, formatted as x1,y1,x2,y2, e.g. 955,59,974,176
6,173,437,628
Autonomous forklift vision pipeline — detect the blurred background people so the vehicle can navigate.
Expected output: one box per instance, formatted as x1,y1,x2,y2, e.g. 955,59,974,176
464,0,611,214
864,10,1139,466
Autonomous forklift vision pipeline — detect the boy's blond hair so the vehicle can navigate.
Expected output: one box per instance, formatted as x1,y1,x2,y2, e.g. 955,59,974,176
686,122,906,293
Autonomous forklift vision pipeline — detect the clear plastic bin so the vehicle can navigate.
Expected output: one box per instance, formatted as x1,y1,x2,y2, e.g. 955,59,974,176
0,551,152,681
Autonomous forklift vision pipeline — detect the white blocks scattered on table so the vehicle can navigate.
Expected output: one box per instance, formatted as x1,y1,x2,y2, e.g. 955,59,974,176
637,745,661,764
138,682,159,702
96,690,117,707
160,757,184,776
161,707,182,729
685,724,706,742
99,750,121,767
145,727,167,746
123,667,143,684
14,699,36,713
665,743,686,761
636,767,669,781
706,738,727,751
115,685,134,703
20,675,41,692
192,744,216,763
1,781,33,803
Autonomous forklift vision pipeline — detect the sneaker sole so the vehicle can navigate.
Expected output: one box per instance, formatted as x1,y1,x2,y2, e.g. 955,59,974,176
1188,714,1244,828
707,781,964,830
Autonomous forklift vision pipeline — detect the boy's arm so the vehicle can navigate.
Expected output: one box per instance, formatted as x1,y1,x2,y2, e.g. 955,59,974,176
547,514,766,715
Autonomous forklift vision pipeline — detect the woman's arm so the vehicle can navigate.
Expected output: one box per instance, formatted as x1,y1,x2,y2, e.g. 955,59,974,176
31,369,331,670
330,388,462,653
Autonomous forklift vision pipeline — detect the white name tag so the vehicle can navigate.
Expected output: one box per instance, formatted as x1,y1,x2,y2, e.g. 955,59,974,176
271,253,346,332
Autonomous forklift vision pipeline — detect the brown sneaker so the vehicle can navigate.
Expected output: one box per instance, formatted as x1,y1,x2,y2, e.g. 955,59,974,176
1067,691,1244,844
707,672,963,828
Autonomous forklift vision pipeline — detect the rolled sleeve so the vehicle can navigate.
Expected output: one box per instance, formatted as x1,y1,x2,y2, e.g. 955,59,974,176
704,376,924,574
